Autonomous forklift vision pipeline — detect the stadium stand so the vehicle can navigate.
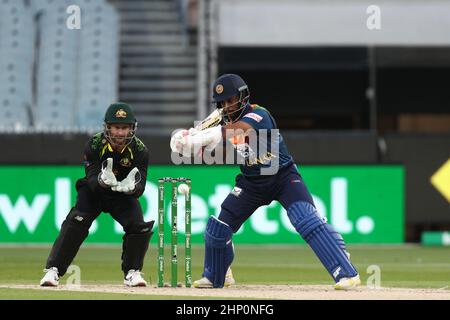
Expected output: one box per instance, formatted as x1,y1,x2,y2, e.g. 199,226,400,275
76,0,119,130
111,0,197,135
34,0,79,130
0,0,119,132
0,0,197,134
0,0,34,131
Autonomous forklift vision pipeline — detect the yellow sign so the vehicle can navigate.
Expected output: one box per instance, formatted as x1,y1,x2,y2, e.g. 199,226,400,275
431,158,450,203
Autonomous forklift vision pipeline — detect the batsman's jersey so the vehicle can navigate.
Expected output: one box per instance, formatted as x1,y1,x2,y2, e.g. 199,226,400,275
76,132,149,198
233,104,293,177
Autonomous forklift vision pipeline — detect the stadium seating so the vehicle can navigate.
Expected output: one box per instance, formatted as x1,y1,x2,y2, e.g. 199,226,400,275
34,0,79,130
0,0,34,130
0,0,119,132
76,0,119,130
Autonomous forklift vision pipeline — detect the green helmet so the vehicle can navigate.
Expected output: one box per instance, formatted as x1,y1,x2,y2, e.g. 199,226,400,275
104,102,137,125
103,102,138,146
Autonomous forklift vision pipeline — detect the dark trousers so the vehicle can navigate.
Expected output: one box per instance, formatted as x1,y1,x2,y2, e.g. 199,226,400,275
73,184,145,231
219,163,315,233
46,184,149,276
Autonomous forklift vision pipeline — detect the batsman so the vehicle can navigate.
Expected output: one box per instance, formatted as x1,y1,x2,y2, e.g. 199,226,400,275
40,103,154,287
170,74,361,289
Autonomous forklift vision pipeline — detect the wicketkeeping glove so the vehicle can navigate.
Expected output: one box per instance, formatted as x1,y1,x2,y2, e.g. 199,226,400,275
112,167,139,193
99,158,118,187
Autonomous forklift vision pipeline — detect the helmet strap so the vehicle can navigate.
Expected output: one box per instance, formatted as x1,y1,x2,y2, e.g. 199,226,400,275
103,123,136,150
222,92,250,124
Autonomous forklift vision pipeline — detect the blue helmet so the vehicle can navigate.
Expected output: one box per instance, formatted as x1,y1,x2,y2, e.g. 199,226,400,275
212,74,250,124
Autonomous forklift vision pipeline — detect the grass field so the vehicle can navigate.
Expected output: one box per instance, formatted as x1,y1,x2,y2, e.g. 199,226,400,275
0,244,449,299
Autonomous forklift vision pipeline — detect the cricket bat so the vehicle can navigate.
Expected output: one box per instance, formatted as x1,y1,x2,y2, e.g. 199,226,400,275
194,109,223,131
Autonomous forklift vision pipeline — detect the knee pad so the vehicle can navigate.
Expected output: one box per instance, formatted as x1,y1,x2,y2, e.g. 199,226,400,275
121,221,154,274
287,201,357,282
46,208,90,276
202,216,234,288
67,207,94,230
124,220,155,235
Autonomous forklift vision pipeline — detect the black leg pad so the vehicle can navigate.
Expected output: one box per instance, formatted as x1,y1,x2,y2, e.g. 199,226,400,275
121,221,154,274
46,208,90,276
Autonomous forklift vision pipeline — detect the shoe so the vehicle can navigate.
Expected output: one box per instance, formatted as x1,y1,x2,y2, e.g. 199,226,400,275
194,268,235,288
40,267,59,287
334,274,361,290
124,270,147,287
224,267,235,287
193,276,213,288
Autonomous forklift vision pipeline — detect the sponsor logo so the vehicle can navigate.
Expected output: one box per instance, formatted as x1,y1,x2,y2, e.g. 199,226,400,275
243,113,263,122
229,134,246,146
246,152,277,167
333,267,342,279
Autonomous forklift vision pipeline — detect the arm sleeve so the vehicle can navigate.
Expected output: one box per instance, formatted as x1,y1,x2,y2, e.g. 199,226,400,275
130,148,149,198
83,141,106,193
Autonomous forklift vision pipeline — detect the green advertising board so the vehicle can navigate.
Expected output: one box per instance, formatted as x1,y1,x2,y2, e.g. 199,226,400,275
0,165,404,244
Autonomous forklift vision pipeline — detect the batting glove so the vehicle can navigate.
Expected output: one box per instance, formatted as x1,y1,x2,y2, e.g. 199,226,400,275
170,129,189,153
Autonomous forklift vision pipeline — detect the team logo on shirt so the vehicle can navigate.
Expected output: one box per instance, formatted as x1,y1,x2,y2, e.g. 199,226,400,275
231,187,242,197
115,109,127,118
120,157,132,167
215,84,224,94
246,152,277,166
243,113,263,122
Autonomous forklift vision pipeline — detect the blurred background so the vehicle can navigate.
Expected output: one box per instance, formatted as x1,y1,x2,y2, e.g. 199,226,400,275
0,0,449,245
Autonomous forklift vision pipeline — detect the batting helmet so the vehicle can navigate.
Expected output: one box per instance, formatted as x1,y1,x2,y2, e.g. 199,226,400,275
212,74,250,124
103,102,138,146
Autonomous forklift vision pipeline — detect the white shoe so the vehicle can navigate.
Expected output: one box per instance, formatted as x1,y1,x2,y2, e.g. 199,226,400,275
193,268,235,288
124,270,147,287
40,267,59,287
193,276,213,288
224,267,235,287
334,274,361,290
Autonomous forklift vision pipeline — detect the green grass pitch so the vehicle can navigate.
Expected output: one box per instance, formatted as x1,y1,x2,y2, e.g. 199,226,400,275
0,244,449,299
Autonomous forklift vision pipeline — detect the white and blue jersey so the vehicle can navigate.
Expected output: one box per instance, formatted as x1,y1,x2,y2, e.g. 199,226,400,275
230,104,293,177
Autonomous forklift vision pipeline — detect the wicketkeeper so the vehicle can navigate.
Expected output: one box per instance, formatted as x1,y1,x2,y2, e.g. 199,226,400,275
40,103,153,287
170,74,361,290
